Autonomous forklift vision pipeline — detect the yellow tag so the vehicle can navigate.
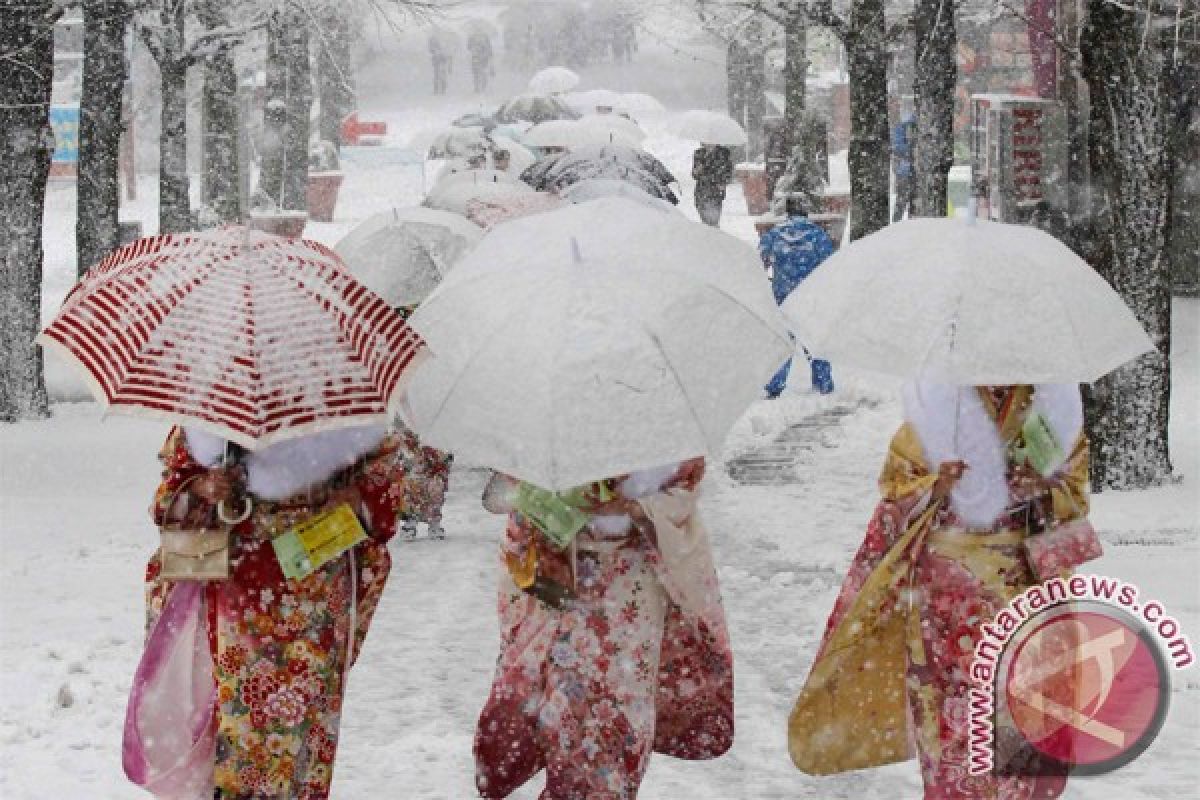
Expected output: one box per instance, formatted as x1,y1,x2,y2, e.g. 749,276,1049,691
296,503,367,565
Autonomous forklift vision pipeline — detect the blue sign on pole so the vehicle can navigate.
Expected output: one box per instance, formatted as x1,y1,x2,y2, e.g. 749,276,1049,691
50,105,80,164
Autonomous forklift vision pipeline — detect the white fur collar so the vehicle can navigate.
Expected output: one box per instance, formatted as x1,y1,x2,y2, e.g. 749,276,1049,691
183,425,387,501
902,383,1082,529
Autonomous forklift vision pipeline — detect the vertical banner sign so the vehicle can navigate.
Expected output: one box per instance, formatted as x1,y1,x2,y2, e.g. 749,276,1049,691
1011,107,1045,205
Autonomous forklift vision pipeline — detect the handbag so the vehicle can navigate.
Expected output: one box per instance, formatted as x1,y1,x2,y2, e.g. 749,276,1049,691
158,474,252,582
1024,516,1103,581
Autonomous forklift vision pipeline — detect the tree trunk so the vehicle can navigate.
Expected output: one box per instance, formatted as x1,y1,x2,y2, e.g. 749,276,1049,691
158,56,192,232
845,0,891,240
201,42,241,224
745,44,768,161
315,8,355,148
259,9,311,211
78,0,132,274
0,1,56,421
1080,0,1176,489
726,39,748,127
1165,14,1199,296
911,0,956,217
782,7,808,152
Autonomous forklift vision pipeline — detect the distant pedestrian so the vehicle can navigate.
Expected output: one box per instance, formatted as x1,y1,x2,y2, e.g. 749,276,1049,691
468,31,494,93
429,32,450,95
892,112,916,222
759,194,836,397
692,143,733,227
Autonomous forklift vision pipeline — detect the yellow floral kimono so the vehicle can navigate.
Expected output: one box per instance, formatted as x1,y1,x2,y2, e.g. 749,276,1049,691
788,384,1097,799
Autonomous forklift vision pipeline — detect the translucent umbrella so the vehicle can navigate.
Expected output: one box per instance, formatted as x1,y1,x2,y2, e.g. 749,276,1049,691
782,217,1155,384
335,207,483,307
403,197,791,489
523,119,640,150
495,93,581,124
621,92,666,114
577,113,646,144
675,110,748,146
558,179,676,213
428,126,488,158
564,88,626,114
527,66,580,94
425,179,534,215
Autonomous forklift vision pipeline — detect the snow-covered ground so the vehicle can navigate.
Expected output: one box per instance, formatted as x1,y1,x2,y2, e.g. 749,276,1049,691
4,18,1199,799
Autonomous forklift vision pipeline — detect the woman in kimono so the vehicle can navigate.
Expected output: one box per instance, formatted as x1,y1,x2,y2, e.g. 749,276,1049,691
145,425,408,800
789,383,1101,799
395,423,453,541
474,459,734,799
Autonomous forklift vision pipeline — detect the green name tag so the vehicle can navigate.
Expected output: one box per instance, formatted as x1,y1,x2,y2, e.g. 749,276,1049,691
1015,411,1065,476
514,483,591,550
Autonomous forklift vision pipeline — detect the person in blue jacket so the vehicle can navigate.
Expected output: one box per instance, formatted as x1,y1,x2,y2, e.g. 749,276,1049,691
892,112,916,222
760,194,836,397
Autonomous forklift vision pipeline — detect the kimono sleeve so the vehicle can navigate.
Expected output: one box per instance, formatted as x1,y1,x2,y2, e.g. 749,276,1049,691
150,427,217,528
351,436,408,544
1047,433,1090,522
878,423,938,508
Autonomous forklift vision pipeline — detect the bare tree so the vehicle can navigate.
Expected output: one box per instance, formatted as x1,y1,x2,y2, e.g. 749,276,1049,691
0,0,59,421
77,0,135,274
197,0,242,224
1080,0,1189,489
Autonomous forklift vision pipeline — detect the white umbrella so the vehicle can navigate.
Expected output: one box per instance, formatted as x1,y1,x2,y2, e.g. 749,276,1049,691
577,113,646,144
558,179,676,213
782,217,1155,384
523,119,640,150
428,126,488,158
527,66,580,94
621,92,666,114
675,110,748,146
432,168,521,189
564,88,626,114
424,179,534,215
495,93,581,124
404,197,791,489
335,207,483,307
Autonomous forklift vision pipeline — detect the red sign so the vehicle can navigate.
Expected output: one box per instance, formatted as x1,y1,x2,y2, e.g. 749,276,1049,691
340,112,388,146
1011,108,1045,203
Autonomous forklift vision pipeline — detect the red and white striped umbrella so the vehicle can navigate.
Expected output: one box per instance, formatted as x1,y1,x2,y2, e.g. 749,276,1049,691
38,227,426,449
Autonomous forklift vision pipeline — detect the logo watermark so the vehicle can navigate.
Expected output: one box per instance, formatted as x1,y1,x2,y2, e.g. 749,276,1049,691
968,574,1192,776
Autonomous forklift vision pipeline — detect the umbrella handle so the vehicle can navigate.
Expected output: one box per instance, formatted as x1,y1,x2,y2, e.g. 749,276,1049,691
218,497,253,525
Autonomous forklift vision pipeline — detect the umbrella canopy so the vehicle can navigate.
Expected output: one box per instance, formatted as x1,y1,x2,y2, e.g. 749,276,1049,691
425,179,534,215
527,66,580,94
335,207,483,307
577,113,646,144
433,168,521,189
489,133,538,175
621,92,666,114
523,119,640,150
428,126,488,159
564,88,626,114
558,179,676,212
675,110,748,146
494,93,581,124
783,218,1155,384
465,191,567,229
404,197,791,489
521,145,678,204
38,227,425,449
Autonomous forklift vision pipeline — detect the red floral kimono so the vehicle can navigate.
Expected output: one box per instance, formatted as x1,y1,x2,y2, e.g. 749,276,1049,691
146,428,407,800
474,463,734,799
789,385,1099,799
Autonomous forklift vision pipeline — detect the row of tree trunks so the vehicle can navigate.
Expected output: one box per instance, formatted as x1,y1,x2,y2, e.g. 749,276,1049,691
77,0,132,274
1080,0,1177,489
844,0,891,240
0,1,57,421
259,7,312,211
910,0,956,217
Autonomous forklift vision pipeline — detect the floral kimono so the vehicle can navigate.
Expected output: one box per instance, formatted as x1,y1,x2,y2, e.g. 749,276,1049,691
474,461,734,799
394,422,453,531
789,384,1100,799
145,426,408,800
